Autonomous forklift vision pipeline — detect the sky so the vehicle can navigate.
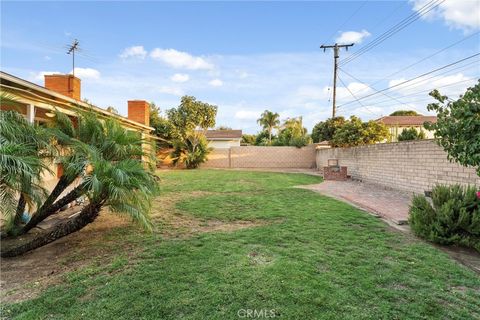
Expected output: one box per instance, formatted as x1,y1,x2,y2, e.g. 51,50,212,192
1,0,479,133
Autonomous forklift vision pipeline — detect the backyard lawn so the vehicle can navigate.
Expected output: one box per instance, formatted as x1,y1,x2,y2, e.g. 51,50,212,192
3,170,480,319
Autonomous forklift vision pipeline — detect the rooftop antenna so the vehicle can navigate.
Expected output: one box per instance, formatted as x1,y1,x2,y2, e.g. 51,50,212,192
67,39,79,77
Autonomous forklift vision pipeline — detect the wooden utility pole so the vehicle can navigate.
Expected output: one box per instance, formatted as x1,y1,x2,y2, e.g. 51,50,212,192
320,43,354,118
67,39,79,77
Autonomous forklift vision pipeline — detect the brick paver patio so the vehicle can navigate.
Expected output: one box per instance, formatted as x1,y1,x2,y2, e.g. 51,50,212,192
300,180,412,225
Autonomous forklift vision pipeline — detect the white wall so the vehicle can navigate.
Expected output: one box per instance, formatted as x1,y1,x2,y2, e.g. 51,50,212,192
208,139,241,149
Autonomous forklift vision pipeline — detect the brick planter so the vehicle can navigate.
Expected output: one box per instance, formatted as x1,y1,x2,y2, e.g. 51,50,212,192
323,166,348,181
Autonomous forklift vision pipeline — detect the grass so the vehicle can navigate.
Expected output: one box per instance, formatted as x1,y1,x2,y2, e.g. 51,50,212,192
3,169,480,319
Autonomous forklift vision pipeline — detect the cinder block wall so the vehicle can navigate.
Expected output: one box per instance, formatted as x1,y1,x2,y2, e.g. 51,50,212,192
316,139,479,194
202,145,317,169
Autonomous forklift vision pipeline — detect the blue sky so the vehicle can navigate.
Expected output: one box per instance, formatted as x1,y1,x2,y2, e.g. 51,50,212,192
1,1,479,133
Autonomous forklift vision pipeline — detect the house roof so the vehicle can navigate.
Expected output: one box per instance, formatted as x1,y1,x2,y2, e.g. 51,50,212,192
205,129,242,140
0,71,153,132
375,116,437,126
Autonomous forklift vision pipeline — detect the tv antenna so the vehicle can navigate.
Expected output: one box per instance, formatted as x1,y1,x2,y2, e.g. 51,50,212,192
67,39,79,77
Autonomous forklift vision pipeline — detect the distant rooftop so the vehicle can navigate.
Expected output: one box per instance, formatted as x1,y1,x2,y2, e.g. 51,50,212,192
376,116,437,126
205,129,242,140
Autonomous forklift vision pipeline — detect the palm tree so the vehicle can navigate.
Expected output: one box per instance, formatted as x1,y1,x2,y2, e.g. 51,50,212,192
257,110,280,145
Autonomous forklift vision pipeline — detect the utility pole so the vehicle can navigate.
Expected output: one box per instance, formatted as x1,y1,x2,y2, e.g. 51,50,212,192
67,39,79,77
320,43,354,118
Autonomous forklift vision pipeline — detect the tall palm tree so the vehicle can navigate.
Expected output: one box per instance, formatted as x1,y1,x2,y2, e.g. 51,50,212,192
257,110,280,145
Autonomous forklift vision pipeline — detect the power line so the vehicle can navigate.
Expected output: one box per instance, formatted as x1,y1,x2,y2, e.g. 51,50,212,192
337,52,480,108
337,75,380,116
340,0,445,66
326,1,367,41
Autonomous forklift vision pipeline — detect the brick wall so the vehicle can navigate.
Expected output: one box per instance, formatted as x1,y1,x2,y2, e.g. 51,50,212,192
44,75,81,100
316,140,479,194
202,145,317,169
128,100,150,126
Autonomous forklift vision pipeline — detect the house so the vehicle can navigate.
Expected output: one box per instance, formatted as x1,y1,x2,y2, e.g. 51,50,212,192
205,130,242,149
0,71,155,188
375,115,437,142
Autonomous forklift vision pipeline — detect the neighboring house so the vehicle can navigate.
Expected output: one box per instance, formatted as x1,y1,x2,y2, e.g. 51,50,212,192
375,115,437,142
205,130,242,149
0,71,155,188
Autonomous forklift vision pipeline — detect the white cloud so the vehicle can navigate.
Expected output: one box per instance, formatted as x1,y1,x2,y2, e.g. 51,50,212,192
209,79,223,87
235,110,261,120
72,67,101,80
389,73,475,96
170,73,190,83
335,30,371,44
158,86,184,96
410,0,480,32
31,71,61,81
119,46,147,59
150,48,214,70
44,56,51,61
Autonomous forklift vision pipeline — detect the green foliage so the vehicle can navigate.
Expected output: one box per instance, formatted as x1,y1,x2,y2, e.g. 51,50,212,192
311,116,346,143
274,117,311,147
216,125,232,130
241,134,256,145
397,127,426,141
425,81,480,176
409,185,480,252
331,116,389,147
254,130,272,146
171,132,211,169
257,110,280,144
390,110,421,116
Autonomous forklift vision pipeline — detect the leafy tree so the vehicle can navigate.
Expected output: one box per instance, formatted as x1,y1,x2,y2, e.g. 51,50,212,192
390,110,421,116
254,130,272,146
311,117,346,143
331,116,389,147
216,125,232,130
167,96,217,169
257,110,280,145
425,81,480,176
275,117,311,147
397,127,426,141
241,134,256,145
106,106,119,114
149,102,174,148
1,109,158,257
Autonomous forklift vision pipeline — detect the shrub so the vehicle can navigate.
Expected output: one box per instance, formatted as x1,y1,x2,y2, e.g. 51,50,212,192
409,184,480,252
171,132,211,169
398,127,426,141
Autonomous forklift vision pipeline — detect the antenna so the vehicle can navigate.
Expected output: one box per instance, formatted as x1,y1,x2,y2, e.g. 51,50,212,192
67,39,79,77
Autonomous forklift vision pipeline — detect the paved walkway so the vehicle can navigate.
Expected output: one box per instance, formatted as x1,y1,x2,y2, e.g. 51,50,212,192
300,180,412,225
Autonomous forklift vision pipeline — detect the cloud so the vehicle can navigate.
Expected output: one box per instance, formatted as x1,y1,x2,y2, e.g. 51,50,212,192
208,79,223,87
119,45,147,59
150,48,214,70
170,73,190,83
389,73,475,96
335,30,371,44
72,67,101,80
410,0,480,32
31,71,61,81
235,110,261,120
44,56,51,61
158,86,184,96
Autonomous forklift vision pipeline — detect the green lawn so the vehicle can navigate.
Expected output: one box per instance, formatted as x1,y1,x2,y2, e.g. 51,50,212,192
4,170,480,319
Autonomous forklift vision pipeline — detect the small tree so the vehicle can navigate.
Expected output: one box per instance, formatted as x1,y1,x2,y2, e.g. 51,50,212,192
398,127,426,141
331,116,389,147
167,96,217,168
257,110,280,145
311,117,345,143
241,134,256,145
390,110,421,116
425,81,480,176
275,117,311,147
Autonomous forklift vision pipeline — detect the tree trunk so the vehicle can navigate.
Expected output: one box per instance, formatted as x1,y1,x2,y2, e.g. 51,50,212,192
13,195,26,227
21,175,75,234
1,201,103,258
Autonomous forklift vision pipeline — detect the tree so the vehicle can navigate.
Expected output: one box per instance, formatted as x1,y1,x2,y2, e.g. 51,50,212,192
257,110,280,145
1,109,158,256
425,81,480,176
311,117,346,143
241,134,256,145
216,125,232,130
149,102,174,148
390,110,421,116
167,96,217,169
397,127,426,141
254,131,272,146
331,116,389,147
275,117,311,147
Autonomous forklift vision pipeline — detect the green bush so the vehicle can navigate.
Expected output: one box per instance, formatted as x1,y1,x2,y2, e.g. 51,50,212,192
409,185,480,252
171,132,211,169
398,127,426,141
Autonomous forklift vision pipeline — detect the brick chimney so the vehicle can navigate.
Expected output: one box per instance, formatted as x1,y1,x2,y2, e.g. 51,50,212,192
128,100,150,126
44,74,81,100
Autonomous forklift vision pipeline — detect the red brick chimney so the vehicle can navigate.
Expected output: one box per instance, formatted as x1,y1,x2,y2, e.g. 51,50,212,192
128,100,150,126
44,74,81,100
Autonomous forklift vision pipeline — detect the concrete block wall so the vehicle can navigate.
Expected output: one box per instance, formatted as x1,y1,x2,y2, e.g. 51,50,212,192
316,139,479,194
202,145,317,169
